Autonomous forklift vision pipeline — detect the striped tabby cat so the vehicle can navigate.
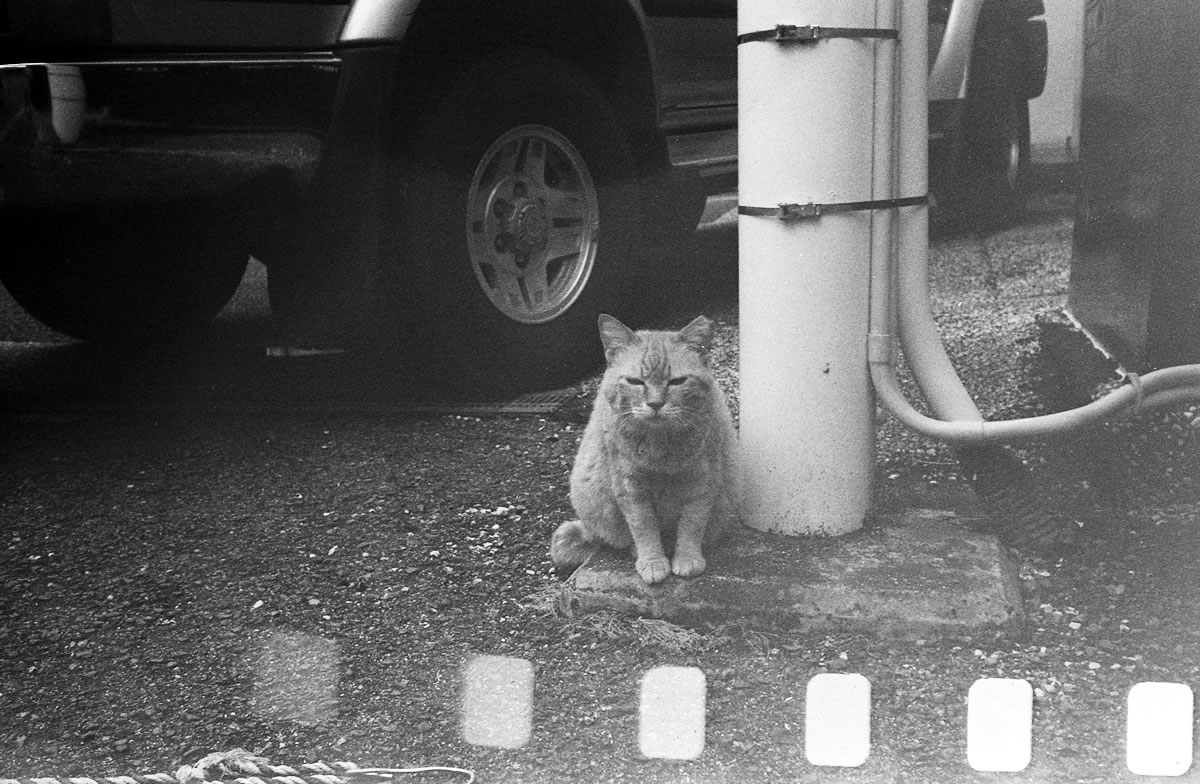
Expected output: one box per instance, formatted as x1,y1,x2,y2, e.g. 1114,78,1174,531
551,314,740,584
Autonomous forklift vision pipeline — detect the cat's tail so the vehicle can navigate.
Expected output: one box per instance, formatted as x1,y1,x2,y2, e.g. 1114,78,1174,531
550,519,599,572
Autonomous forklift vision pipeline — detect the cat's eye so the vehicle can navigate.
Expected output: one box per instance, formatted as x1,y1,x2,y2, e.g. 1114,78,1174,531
625,377,645,386
667,376,689,386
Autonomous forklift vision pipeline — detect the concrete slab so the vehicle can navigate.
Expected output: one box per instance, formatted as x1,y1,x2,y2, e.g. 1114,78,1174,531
559,509,1025,638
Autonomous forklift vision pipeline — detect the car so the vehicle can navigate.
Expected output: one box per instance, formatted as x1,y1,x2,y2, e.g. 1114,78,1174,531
0,0,1046,393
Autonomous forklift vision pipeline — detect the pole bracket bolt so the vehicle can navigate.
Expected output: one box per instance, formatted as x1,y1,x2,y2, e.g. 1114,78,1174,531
738,24,900,45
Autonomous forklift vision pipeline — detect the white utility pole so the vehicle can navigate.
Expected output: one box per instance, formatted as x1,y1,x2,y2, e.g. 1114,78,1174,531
738,0,904,535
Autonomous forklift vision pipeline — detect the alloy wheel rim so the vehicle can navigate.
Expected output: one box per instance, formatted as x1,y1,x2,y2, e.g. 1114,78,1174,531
466,124,600,324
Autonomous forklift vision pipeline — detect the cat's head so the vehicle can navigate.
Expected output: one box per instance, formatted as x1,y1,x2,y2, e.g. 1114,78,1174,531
597,314,716,426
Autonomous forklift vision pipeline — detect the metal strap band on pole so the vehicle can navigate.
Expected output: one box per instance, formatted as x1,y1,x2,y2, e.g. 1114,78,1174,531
737,25,899,45
738,195,928,221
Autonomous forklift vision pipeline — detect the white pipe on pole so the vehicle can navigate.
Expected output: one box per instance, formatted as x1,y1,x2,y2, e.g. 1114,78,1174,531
871,363,1200,444
734,0,1200,495
927,0,985,102
738,0,894,535
866,0,1200,446
893,0,984,425
870,0,899,377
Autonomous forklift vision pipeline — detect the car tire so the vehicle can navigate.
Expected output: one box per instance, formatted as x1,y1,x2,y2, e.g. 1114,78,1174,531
955,42,1031,230
384,49,646,395
0,203,249,342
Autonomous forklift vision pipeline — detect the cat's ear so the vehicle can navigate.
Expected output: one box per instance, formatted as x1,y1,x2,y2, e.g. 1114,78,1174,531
676,315,714,356
598,314,637,362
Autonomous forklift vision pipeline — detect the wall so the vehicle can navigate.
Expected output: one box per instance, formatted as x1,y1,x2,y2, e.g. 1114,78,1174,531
1068,0,1200,370
1029,0,1084,165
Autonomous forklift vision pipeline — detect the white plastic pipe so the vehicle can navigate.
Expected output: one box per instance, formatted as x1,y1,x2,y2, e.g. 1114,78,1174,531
927,0,984,101
739,0,895,535
868,0,1200,446
871,364,1200,444
869,0,899,376
894,0,984,425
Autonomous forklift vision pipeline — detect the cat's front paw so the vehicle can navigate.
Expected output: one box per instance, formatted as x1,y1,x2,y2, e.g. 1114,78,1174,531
635,556,671,584
672,553,707,578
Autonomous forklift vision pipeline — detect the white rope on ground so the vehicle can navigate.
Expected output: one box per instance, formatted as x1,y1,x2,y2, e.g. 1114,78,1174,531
0,751,475,784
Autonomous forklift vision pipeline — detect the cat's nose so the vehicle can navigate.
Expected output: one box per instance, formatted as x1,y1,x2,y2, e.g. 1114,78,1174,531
647,399,665,412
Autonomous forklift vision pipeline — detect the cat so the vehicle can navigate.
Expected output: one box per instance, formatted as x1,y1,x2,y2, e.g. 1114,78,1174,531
550,313,741,584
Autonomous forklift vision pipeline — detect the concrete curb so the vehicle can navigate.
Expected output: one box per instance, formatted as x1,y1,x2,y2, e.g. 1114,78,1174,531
560,509,1025,639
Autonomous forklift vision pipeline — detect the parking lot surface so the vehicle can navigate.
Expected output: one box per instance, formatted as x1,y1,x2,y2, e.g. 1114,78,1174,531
3,194,1200,783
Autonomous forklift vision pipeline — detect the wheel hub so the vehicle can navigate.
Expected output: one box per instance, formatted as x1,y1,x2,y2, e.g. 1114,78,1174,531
511,199,549,253
490,188,549,259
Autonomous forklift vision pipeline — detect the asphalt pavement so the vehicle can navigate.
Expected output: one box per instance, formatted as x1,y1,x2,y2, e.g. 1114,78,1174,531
6,193,1200,783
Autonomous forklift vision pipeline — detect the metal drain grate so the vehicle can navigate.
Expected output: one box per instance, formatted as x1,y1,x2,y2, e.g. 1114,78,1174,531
389,388,579,417
11,380,581,417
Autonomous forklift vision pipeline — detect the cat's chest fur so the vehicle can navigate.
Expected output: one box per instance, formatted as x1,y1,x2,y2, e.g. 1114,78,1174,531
602,412,707,472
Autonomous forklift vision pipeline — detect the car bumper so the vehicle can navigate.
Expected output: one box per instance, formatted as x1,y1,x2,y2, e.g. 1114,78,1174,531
0,59,331,208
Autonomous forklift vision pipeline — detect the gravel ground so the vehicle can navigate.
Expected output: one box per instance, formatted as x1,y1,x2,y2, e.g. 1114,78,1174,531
3,195,1200,783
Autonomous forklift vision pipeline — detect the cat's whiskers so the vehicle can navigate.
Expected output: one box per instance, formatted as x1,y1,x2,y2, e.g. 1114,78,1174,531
666,405,702,432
